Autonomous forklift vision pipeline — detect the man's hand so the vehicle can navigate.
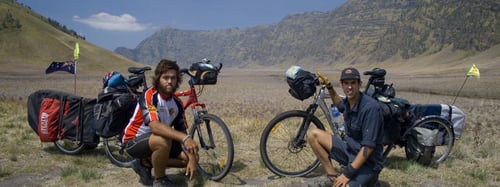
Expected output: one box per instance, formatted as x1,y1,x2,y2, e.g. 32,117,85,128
183,137,199,181
316,71,330,85
183,137,199,155
334,174,350,187
185,159,197,180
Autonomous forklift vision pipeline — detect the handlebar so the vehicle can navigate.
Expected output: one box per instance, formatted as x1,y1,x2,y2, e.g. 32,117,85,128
315,71,328,86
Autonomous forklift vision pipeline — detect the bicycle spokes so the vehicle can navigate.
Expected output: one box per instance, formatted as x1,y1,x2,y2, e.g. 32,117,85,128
288,139,306,153
271,123,282,134
204,149,227,168
193,113,234,181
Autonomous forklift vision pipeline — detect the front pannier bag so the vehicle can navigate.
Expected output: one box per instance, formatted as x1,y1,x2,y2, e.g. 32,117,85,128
286,66,317,101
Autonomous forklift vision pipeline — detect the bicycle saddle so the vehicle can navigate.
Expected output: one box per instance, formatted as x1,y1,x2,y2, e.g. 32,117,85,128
128,66,152,74
363,68,386,78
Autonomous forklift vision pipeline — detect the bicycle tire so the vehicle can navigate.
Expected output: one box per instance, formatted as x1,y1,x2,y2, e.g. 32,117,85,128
404,116,454,167
104,135,134,168
260,110,325,177
190,113,234,181
54,139,86,155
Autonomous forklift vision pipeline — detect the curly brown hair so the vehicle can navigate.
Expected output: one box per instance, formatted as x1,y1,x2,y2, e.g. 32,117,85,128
151,59,183,90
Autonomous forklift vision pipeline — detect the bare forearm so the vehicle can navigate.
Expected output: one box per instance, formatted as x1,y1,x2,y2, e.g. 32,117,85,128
351,146,373,169
149,120,187,142
326,83,342,106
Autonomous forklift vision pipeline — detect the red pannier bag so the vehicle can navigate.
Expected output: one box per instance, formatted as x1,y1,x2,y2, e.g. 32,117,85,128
27,89,98,144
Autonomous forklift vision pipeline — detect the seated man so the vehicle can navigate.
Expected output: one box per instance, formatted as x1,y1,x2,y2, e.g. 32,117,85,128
122,59,199,186
308,67,385,187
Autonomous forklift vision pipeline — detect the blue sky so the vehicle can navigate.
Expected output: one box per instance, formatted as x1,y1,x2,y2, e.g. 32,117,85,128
17,0,346,51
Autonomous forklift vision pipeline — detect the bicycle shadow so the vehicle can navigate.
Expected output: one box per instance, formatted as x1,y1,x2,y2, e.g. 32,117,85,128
384,155,420,170
42,143,105,156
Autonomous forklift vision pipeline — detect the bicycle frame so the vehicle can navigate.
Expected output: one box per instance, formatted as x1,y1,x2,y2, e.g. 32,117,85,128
174,86,206,111
312,86,343,132
174,85,215,150
293,85,342,147
315,86,336,127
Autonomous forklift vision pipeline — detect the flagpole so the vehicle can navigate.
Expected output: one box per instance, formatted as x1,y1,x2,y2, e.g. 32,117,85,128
74,60,77,94
452,76,468,105
73,42,80,95
453,64,480,105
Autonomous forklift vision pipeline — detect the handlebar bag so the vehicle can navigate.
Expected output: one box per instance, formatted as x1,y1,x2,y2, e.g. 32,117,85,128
286,68,316,101
189,62,218,85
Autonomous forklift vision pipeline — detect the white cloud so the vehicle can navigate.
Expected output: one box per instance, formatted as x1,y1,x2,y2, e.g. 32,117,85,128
73,12,149,31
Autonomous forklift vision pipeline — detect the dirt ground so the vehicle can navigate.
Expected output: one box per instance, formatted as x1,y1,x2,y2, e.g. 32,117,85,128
1,67,499,187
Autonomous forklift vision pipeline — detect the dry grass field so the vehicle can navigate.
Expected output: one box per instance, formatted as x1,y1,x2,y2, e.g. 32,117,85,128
0,66,499,187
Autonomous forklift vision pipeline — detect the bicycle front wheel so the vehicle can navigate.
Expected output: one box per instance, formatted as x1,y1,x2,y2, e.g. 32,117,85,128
104,135,134,168
260,110,325,177
190,113,234,181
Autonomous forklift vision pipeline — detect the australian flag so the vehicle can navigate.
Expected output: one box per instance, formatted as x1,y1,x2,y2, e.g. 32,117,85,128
45,61,75,74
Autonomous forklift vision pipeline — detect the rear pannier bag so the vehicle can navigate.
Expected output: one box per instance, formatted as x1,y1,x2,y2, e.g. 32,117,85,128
378,102,404,145
189,62,219,85
411,104,465,139
94,88,137,138
286,66,317,101
406,126,438,166
27,89,98,144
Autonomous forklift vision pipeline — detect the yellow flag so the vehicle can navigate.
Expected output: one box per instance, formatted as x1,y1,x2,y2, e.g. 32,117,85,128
466,64,480,79
74,42,80,60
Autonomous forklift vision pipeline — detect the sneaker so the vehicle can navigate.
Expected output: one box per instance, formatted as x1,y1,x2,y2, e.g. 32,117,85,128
131,159,153,185
153,176,176,187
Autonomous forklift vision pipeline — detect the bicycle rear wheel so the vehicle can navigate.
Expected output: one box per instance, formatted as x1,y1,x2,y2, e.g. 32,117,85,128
190,113,234,181
104,135,134,168
260,110,325,177
404,116,454,167
54,139,86,155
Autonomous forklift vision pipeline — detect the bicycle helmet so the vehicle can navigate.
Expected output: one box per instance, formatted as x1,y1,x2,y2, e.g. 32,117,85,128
102,71,127,89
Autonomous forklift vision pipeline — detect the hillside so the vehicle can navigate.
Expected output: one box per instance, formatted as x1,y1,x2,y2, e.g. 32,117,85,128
0,0,143,75
0,0,499,100
115,0,500,71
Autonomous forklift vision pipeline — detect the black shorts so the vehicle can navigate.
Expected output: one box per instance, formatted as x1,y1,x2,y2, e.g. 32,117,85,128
123,132,182,159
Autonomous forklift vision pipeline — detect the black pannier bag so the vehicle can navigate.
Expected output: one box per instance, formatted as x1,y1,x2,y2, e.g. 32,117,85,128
378,97,412,145
379,102,403,145
406,126,438,166
189,62,219,85
364,68,412,145
286,66,317,101
94,87,137,138
27,89,98,144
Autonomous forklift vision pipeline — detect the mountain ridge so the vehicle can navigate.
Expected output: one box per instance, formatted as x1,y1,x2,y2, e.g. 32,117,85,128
115,0,500,70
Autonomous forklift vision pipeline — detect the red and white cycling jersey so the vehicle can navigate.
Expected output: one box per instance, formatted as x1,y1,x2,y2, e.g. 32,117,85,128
122,87,186,143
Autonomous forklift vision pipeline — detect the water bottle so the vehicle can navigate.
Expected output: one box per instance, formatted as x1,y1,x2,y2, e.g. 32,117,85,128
331,104,345,132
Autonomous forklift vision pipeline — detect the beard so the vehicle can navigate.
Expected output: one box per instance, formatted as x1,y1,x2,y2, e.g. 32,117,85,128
157,85,176,96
